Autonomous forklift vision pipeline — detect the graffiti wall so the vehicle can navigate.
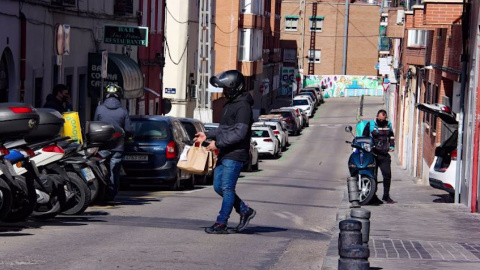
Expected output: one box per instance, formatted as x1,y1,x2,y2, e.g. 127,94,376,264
279,67,297,96
304,75,384,98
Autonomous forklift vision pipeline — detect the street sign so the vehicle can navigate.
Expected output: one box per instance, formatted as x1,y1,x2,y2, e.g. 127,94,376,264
103,25,149,46
165,88,176,94
101,51,108,79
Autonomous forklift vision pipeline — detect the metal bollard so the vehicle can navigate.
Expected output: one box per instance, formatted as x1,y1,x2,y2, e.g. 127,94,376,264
338,244,370,270
350,208,371,247
347,177,360,208
338,219,362,253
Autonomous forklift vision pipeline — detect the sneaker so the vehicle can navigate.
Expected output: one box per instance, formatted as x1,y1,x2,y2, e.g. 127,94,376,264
205,223,228,234
235,208,256,232
382,197,397,204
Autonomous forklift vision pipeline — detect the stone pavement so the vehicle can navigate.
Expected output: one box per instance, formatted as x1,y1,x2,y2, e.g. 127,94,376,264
321,96,480,270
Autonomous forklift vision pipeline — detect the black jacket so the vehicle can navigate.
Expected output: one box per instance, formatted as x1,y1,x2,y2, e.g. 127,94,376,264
207,92,254,162
362,120,395,155
94,97,133,152
43,94,71,113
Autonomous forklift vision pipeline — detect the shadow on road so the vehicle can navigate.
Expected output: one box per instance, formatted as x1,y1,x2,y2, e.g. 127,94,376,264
432,194,454,203
0,215,106,235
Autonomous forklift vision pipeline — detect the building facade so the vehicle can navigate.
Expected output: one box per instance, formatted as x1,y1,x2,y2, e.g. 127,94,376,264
280,0,380,77
0,0,149,128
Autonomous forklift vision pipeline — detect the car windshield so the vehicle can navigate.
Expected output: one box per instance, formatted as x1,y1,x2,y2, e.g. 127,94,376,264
252,130,270,137
181,122,197,140
293,99,309,106
132,120,169,140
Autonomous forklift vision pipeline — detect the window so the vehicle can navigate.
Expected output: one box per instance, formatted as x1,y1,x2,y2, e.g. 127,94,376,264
285,16,299,31
308,50,321,63
283,49,296,63
407,30,428,47
114,0,134,16
240,0,264,15
309,16,324,32
423,83,439,131
238,29,263,61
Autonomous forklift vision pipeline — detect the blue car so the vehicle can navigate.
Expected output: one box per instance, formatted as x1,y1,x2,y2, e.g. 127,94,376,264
121,116,194,190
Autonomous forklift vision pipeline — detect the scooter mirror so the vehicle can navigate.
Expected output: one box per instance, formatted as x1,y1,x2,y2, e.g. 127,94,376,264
345,126,353,133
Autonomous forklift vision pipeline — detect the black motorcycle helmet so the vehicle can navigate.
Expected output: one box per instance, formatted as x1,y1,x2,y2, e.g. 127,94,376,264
104,83,123,100
209,70,245,100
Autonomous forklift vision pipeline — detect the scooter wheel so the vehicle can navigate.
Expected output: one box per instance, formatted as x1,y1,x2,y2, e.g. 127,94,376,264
62,172,91,215
0,177,13,221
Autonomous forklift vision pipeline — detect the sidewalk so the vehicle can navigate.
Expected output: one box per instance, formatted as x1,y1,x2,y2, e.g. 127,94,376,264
322,97,480,270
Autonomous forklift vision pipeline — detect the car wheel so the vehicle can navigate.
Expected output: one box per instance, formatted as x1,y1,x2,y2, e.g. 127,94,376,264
193,175,207,185
169,171,181,191
245,158,253,172
184,176,195,190
252,161,259,171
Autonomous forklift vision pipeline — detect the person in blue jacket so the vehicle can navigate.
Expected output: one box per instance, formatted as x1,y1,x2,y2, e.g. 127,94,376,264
94,83,133,201
195,70,256,234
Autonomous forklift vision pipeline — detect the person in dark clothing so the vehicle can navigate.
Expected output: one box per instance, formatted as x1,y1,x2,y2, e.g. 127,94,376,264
94,83,133,201
43,84,72,113
363,109,396,204
195,70,256,234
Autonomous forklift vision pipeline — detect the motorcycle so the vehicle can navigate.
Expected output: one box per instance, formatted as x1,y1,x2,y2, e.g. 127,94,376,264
345,125,377,205
0,103,40,222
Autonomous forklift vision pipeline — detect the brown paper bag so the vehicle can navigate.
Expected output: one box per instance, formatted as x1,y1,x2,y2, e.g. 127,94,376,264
177,145,210,174
207,150,217,174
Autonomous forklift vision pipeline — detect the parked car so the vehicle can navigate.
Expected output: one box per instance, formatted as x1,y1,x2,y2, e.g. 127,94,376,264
281,107,304,128
251,126,281,158
258,114,290,143
300,88,320,106
416,103,458,197
298,92,318,110
253,121,288,151
304,86,325,104
178,118,210,185
292,96,314,118
298,108,309,127
204,123,219,133
270,109,301,135
244,139,259,172
122,116,194,190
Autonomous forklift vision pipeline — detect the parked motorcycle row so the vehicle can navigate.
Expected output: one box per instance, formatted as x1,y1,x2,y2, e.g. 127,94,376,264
0,103,125,223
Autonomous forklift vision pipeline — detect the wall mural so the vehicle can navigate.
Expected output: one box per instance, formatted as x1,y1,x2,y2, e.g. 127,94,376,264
304,75,384,98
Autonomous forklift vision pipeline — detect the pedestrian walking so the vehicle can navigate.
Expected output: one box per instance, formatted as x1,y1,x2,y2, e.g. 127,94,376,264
362,109,397,204
43,84,72,113
94,83,133,201
194,70,256,234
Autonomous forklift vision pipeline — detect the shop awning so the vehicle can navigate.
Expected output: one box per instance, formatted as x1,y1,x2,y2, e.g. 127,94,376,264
87,53,144,99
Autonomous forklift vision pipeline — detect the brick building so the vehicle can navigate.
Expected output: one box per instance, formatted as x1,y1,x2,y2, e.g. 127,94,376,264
212,0,282,121
279,0,380,76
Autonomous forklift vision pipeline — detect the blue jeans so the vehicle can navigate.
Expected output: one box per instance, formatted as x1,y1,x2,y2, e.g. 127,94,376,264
107,151,123,199
213,158,249,225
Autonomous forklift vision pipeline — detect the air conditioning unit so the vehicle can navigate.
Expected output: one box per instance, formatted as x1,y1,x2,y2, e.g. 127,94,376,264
51,0,77,7
396,10,405,25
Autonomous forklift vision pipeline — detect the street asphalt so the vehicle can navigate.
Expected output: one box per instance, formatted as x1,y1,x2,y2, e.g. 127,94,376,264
0,96,368,270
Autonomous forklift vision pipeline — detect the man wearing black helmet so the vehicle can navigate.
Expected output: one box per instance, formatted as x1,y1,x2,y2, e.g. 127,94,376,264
94,83,133,201
194,70,256,234
363,109,396,204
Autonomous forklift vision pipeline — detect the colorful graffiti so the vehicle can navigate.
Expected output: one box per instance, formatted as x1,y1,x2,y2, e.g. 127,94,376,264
279,67,297,96
304,75,384,98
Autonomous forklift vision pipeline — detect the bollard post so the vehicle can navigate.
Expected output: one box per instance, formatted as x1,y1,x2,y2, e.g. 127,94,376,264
338,219,369,270
347,177,360,208
350,208,371,247
338,245,370,270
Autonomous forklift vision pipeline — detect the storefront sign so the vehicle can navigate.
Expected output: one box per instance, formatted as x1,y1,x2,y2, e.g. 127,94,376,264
165,88,176,94
104,25,148,46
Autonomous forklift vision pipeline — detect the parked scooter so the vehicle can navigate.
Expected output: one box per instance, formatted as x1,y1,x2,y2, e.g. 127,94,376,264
0,103,40,222
345,125,377,205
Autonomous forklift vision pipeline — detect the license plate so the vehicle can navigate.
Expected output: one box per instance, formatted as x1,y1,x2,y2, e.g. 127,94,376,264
124,155,148,161
81,167,95,182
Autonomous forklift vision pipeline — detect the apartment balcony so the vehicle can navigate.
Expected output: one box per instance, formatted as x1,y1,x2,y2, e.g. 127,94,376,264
378,36,391,52
239,60,263,76
239,14,264,30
